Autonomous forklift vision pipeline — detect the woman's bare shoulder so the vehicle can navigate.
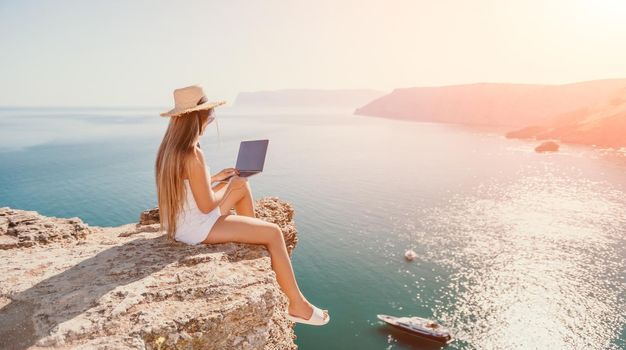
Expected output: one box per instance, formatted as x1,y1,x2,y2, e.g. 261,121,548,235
184,148,207,179
185,147,204,164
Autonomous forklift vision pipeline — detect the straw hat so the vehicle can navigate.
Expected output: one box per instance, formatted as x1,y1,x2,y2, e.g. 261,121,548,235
160,85,226,117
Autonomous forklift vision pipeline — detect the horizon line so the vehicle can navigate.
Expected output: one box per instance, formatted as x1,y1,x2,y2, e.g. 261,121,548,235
3,77,626,109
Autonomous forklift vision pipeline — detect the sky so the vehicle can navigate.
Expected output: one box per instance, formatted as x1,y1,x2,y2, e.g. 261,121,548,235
1,0,626,107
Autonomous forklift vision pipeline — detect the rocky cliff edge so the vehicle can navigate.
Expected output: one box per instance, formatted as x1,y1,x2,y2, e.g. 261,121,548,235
0,197,298,350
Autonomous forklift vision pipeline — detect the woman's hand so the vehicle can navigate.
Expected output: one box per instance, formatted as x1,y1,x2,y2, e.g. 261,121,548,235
213,168,239,182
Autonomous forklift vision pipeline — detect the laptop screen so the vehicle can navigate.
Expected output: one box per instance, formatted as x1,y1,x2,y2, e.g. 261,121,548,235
235,140,269,171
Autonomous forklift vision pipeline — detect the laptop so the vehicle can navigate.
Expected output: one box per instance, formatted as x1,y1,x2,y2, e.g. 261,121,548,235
222,139,269,181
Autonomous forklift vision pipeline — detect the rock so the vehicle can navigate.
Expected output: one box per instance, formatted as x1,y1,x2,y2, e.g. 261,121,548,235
139,208,160,225
0,207,90,249
0,197,298,350
535,141,560,153
507,90,626,149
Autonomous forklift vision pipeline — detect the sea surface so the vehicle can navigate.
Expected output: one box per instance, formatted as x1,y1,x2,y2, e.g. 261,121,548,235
1,107,625,350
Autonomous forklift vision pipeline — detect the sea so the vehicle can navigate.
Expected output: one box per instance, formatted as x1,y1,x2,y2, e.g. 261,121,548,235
0,107,624,350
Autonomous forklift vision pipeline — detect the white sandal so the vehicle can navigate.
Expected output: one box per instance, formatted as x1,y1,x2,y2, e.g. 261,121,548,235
286,305,330,326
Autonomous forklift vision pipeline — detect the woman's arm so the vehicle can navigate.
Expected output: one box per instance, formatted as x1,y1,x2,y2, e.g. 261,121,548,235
211,181,227,194
210,168,238,184
187,148,246,214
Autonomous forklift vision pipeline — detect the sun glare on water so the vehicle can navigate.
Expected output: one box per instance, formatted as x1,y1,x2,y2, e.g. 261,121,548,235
404,170,626,349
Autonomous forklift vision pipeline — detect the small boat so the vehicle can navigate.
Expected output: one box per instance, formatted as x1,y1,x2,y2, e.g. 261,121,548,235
377,314,452,343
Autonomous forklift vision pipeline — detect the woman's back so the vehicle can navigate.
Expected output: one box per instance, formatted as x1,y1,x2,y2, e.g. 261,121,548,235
174,165,222,245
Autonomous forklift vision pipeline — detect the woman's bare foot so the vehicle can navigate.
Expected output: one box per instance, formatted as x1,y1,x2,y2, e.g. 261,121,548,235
288,298,329,321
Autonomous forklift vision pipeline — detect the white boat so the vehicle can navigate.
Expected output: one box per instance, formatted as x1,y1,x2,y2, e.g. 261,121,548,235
377,314,452,343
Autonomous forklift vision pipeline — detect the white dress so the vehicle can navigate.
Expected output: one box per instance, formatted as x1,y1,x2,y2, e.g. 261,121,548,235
174,165,222,245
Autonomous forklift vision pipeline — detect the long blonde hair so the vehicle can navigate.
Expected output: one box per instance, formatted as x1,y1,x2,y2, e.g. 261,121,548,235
155,109,214,239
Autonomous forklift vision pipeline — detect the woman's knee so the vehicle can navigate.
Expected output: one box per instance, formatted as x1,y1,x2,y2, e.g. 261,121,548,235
264,223,283,247
229,176,248,190
234,182,252,198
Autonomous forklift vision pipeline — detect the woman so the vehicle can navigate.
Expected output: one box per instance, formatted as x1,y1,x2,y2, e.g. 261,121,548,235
155,85,329,326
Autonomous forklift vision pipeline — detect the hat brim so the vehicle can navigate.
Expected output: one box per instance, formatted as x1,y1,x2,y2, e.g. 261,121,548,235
160,100,226,117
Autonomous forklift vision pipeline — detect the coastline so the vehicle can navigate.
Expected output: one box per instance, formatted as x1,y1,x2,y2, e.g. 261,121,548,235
356,112,626,153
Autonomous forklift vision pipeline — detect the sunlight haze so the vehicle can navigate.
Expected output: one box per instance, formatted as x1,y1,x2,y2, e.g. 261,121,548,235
1,0,626,106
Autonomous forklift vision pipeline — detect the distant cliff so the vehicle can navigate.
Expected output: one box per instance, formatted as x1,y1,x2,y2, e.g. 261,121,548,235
234,89,386,109
0,197,299,350
506,88,626,149
355,79,626,127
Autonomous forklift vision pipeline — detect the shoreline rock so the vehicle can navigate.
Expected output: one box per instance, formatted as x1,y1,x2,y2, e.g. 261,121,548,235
0,197,298,350
534,141,560,153
0,208,90,249
506,90,626,149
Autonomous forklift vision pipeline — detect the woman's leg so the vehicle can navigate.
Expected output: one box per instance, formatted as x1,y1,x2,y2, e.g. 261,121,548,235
204,213,328,321
234,181,255,217
213,178,255,217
